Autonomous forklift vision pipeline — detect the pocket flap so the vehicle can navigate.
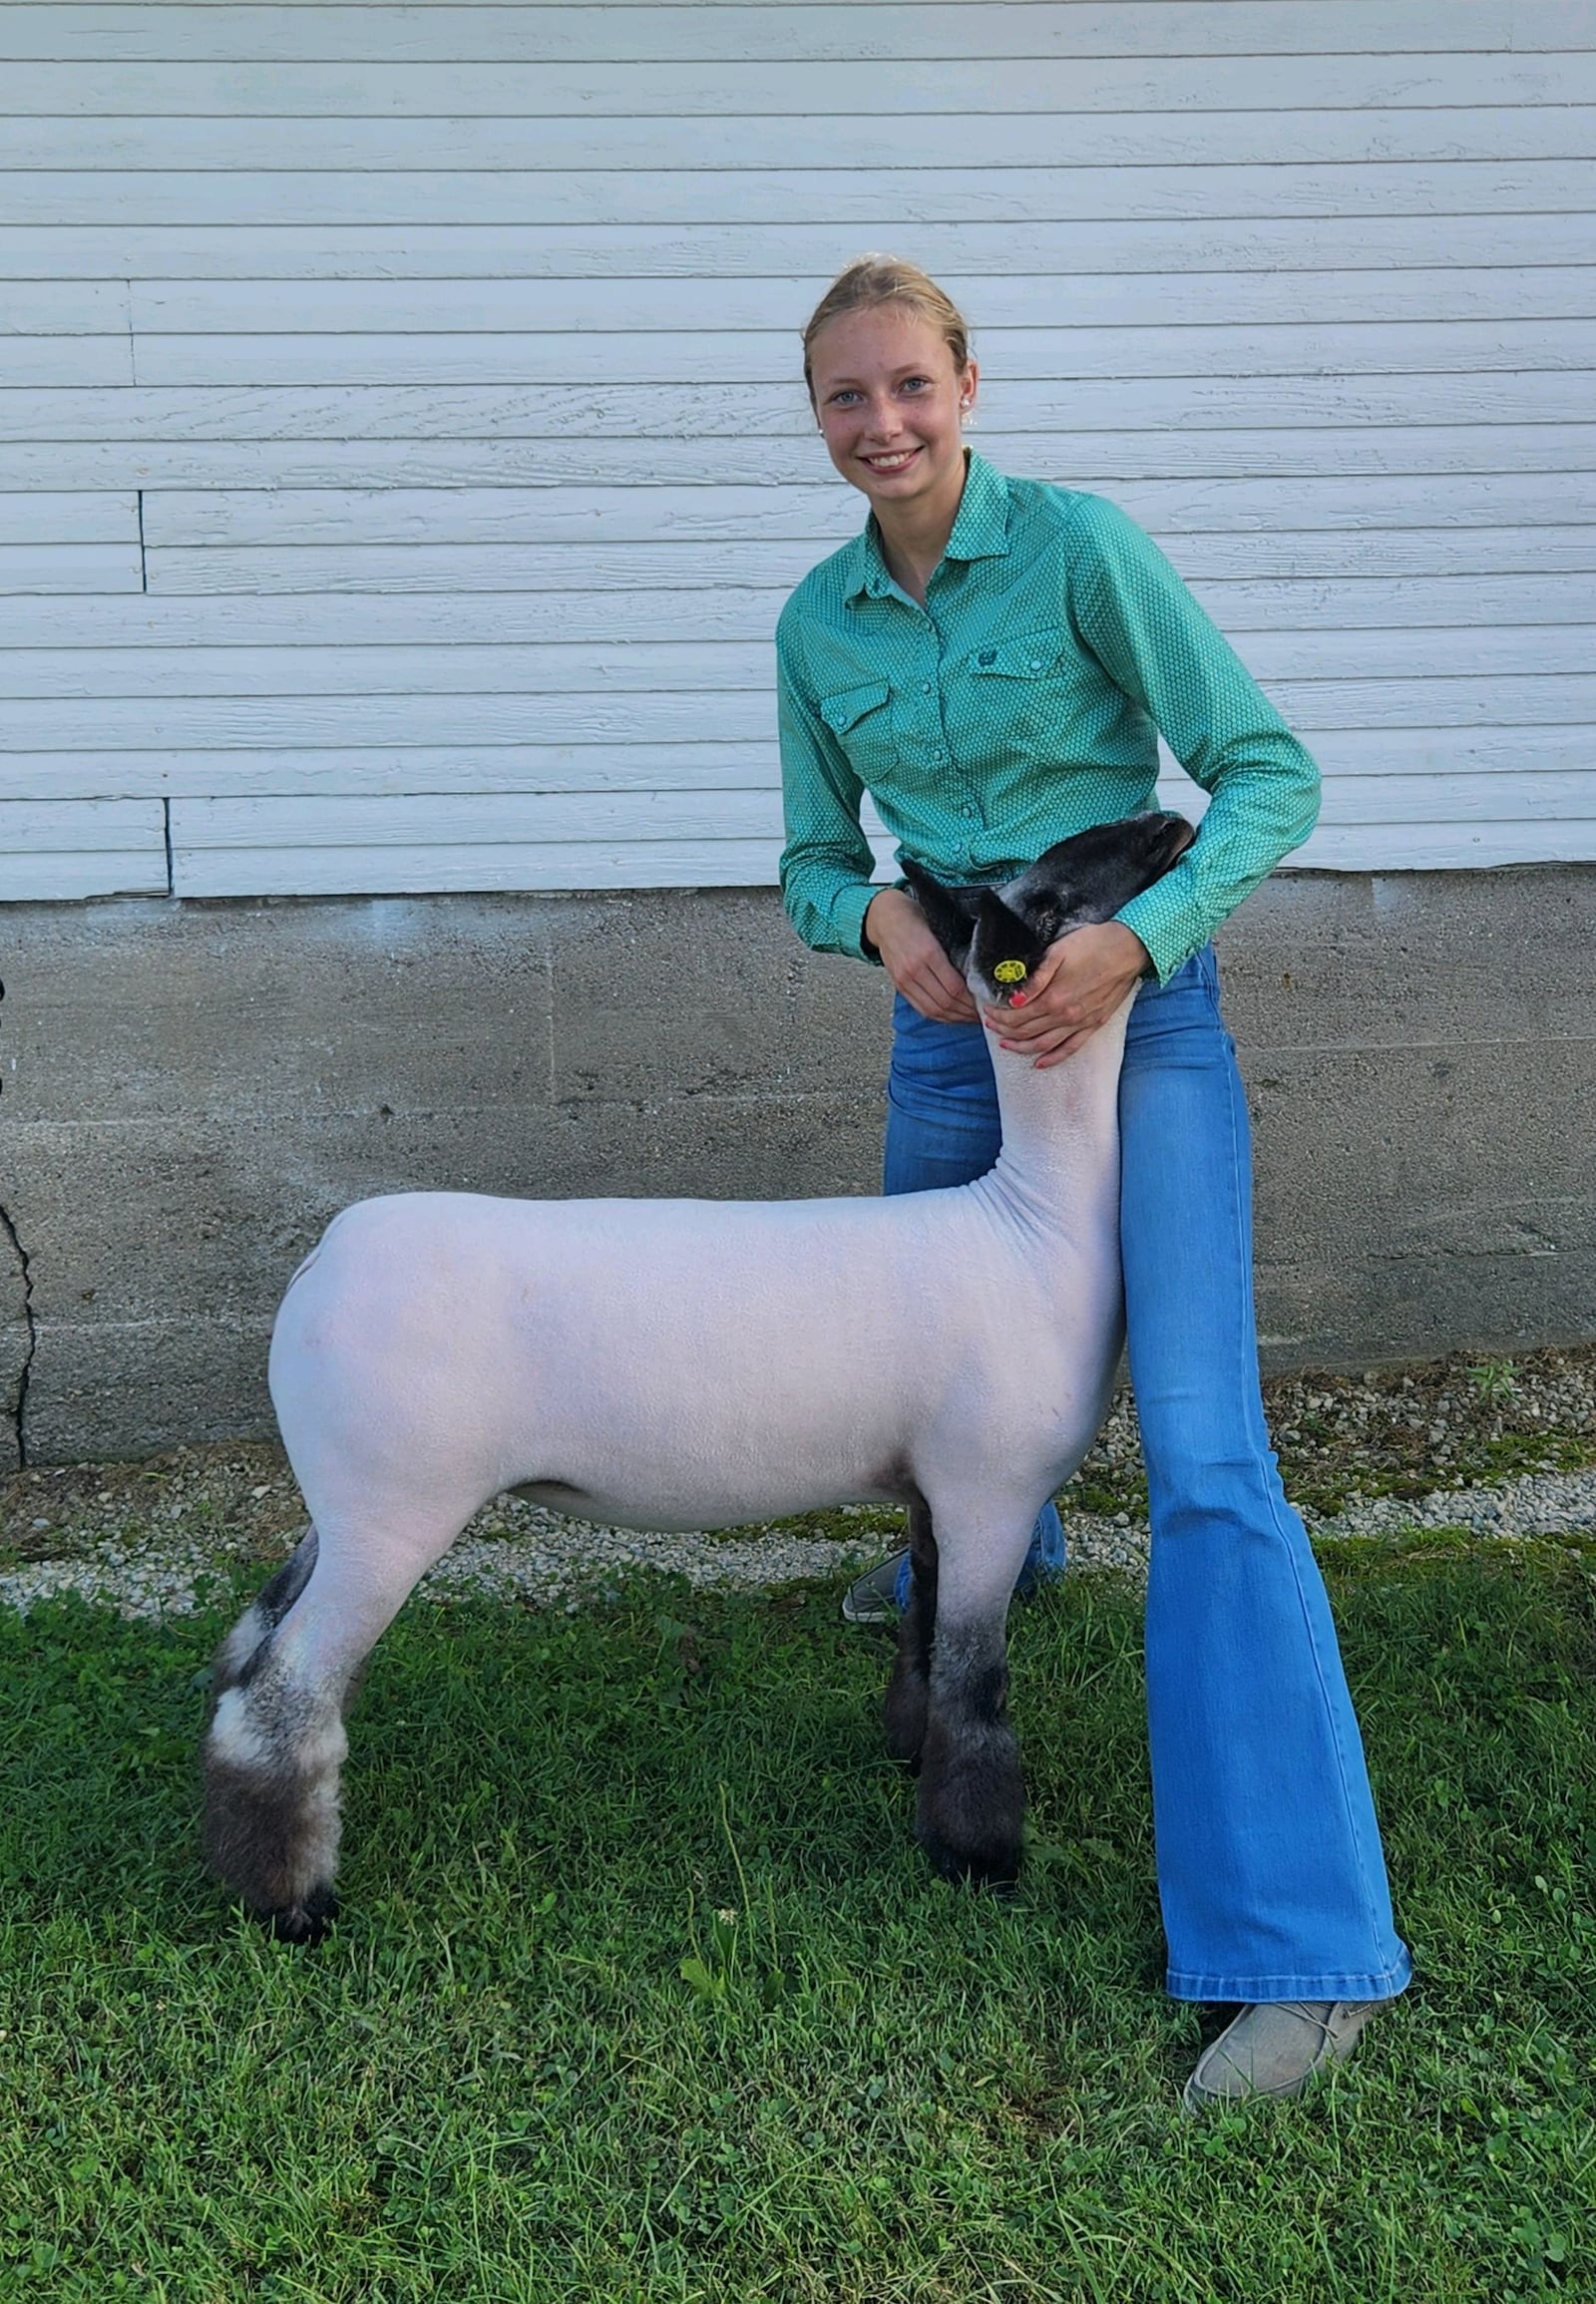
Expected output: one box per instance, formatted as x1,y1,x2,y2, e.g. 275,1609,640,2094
971,631,1066,678
818,678,891,735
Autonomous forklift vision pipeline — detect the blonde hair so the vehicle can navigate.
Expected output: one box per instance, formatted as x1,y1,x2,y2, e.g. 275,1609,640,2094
802,255,972,403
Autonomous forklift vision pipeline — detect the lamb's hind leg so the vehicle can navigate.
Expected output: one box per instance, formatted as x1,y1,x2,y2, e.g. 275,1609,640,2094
914,1509,1033,1890
202,1529,353,1945
883,1496,937,1766
202,1510,455,1944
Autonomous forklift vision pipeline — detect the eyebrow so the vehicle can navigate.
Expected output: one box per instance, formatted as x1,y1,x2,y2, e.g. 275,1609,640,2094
818,363,935,391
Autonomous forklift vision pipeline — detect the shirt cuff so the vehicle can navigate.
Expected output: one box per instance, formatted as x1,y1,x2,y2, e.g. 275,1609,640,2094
1113,880,1205,986
835,879,886,964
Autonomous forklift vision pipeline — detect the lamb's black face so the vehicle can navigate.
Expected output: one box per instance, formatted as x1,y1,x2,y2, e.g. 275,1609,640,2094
902,812,1196,1003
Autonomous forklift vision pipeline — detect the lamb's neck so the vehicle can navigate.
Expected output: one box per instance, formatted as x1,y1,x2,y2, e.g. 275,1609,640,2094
980,997,1132,1236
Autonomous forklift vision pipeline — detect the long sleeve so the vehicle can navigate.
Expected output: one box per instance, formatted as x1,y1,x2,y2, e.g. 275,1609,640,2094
776,610,884,962
1064,497,1322,981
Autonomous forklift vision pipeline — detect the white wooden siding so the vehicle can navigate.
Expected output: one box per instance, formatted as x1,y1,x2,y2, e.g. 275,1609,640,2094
1,3,1592,903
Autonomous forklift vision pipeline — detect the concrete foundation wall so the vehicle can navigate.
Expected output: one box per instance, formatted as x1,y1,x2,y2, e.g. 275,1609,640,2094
2,866,1592,1468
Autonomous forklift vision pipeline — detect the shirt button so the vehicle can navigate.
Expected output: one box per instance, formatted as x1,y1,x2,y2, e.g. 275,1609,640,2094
1027,658,1043,671
978,648,996,666
921,681,933,694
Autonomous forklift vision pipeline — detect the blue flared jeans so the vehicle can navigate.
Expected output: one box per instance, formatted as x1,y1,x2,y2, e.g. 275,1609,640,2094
884,948,1411,2004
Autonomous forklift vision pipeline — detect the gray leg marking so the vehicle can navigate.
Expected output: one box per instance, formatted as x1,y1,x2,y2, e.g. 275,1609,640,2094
883,1496,936,1766
915,1619,1024,1891
211,1527,319,1693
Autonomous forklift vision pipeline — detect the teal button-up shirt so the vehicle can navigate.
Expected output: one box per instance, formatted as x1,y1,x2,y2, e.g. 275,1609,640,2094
775,452,1320,983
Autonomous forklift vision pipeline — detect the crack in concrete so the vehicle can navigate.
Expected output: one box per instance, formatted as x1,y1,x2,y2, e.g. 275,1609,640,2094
0,1196,35,1469
0,977,35,1465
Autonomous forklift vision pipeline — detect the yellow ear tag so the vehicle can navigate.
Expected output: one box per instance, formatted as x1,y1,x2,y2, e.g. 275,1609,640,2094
993,960,1028,984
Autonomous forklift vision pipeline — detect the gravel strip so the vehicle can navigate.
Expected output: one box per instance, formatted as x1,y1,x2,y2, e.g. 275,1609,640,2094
3,1344,1593,1622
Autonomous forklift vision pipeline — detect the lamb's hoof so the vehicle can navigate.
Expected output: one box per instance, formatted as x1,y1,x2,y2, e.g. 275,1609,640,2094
263,1885,339,1947
919,1826,1021,1896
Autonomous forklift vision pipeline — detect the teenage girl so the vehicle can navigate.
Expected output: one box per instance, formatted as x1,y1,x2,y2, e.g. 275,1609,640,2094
776,257,1409,2111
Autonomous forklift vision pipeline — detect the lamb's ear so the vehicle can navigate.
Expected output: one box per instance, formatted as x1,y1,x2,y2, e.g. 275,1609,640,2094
900,858,982,970
970,889,1050,1002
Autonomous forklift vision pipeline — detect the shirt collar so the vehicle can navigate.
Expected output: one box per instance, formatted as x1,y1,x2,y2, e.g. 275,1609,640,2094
844,452,1012,603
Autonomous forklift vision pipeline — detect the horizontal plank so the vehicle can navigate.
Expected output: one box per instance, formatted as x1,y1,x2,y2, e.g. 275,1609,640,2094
6,371,1593,438
8,571,1596,653
0,798,167,901
171,831,797,900
0,281,128,333
7,210,1596,279
140,474,1596,548
0,493,138,544
126,323,1596,389
0,542,143,592
1295,820,1596,870
10,723,1594,805
146,527,1596,593
0,336,134,387
8,108,1590,172
12,54,1596,118
11,673,1595,751
6,5,1587,67
7,161,1594,228
127,268,1596,333
1312,770,1596,825
5,623,1593,703
11,423,1596,497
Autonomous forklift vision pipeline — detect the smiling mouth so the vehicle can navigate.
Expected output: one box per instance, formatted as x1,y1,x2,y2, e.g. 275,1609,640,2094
861,448,921,473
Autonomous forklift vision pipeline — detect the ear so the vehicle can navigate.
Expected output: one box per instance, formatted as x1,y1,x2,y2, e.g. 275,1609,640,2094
900,859,983,970
970,889,1050,1001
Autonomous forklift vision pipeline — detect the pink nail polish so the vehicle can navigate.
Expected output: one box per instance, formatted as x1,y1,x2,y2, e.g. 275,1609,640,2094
1010,992,1027,1006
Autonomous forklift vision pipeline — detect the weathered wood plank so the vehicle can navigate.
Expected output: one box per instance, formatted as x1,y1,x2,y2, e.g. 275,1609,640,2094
4,5,1585,67
7,107,1590,172
6,161,1590,227
0,492,138,544
127,267,1596,333
0,542,144,592
10,53,1595,116
0,336,134,387
0,281,129,333
5,211,1594,279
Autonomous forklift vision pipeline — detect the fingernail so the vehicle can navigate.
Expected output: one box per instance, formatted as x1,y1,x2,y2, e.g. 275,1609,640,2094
1009,992,1027,1006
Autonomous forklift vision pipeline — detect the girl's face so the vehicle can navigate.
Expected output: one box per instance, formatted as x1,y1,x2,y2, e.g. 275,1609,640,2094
808,303,977,520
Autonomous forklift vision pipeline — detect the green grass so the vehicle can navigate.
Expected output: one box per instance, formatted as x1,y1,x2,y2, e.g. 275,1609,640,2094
2,1543,1594,2302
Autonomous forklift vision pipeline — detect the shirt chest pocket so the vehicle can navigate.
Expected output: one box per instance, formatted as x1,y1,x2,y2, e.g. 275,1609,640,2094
968,629,1081,758
818,677,896,782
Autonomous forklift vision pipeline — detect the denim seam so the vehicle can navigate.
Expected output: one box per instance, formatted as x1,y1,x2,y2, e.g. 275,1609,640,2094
1165,1951,1413,2004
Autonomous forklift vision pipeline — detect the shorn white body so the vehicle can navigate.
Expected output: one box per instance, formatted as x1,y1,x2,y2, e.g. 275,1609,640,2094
201,813,1191,1941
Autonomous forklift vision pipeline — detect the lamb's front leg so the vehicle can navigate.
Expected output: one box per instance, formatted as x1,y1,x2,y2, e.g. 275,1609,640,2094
913,1512,1032,1889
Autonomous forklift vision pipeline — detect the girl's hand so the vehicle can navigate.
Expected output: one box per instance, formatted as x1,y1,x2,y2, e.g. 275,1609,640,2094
985,921,1150,1067
865,888,979,1023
